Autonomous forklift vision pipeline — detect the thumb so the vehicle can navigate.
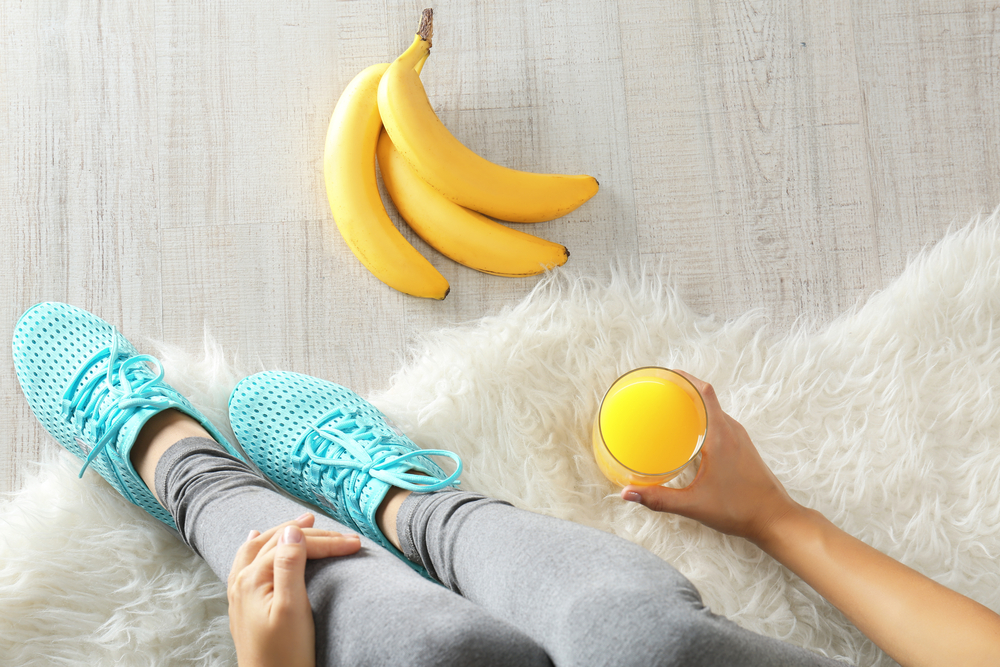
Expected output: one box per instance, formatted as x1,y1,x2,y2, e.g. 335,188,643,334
622,484,697,517
272,525,309,612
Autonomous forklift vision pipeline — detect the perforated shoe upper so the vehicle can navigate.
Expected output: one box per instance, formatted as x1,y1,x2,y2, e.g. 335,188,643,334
228,371,462,564
12,302,243,528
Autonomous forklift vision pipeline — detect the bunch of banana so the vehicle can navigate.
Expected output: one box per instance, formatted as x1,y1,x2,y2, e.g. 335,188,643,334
323,9,598,299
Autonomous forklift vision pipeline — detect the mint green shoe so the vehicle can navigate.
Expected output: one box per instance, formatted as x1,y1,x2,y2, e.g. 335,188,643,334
228,371,462,566
12,302,243,529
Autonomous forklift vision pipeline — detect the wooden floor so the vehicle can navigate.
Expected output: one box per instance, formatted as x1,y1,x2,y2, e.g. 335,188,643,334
2,0,998,496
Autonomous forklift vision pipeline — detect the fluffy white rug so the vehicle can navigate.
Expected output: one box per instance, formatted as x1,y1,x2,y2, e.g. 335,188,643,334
3,211,1000,666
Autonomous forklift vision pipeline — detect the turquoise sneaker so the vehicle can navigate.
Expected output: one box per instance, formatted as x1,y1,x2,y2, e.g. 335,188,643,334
228,371,462,568
11,302,243,529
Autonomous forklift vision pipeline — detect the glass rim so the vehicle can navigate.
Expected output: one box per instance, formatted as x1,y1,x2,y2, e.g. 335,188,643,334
596,366,708,477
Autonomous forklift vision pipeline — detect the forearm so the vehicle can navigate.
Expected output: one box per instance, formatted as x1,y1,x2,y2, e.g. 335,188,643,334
755,506,1000,667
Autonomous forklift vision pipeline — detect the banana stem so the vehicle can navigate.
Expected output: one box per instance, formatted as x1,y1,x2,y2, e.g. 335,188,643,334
417,8,433,47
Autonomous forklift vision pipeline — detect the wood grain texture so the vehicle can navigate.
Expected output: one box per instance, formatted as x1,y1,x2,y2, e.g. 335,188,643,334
2,0,998,499
2,0,163,492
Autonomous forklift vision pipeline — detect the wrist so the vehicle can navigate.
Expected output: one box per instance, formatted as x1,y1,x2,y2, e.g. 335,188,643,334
749,500,823,557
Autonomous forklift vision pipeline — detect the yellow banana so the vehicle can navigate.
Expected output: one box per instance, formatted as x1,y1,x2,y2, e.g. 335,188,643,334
323,62,449,300
377,11,599,224
376,129,569,277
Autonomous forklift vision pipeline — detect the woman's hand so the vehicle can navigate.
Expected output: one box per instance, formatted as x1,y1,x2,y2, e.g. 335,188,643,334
620,370,800,544
622,371,1000,667
227,513,362,667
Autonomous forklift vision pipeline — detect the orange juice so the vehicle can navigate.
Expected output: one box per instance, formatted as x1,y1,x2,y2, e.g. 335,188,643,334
593,367,707,486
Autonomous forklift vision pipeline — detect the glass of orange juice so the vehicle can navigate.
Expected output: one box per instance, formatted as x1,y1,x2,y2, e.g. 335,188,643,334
592,367,707,487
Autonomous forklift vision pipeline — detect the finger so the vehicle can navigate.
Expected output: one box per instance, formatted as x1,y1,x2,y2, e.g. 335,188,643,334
670,368,704,386
622,483,698,517
237,532,362,596
254,523,320,561
228,513,316,583
233,514,359,593
272,525,309,616
672,370,738,458
229,529,266,587
255,513,316,543
248,513,319,555
302,533,362,559
672,370,724,414
257,530,362,560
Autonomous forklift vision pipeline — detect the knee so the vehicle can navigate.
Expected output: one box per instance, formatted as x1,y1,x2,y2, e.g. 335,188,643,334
412,612,549,667
556,580,717,666
645,597,725,664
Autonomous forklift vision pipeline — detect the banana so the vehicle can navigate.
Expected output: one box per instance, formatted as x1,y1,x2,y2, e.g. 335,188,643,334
377,10,599,224
376,128,569,277
323,62,449,300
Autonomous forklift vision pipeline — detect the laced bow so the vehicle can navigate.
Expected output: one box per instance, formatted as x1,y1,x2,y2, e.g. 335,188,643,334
61,331,172,499
303,407,462,519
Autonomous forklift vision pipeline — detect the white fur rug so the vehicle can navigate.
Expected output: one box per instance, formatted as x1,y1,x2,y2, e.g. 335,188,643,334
3,211,1000,666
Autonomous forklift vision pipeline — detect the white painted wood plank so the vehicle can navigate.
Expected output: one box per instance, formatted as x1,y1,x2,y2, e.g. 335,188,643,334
853,2,1000,281
1,0,161,493
619,0,883,327
158,217,410,395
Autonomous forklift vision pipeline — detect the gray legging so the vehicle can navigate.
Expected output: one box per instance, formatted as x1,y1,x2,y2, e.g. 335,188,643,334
156,437,847,667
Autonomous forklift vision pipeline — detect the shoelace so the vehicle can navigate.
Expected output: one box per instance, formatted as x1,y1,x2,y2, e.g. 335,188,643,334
303,407,462,521
61,330,172,500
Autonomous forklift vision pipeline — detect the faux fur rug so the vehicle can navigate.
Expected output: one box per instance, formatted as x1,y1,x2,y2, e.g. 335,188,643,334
3,212,1000,666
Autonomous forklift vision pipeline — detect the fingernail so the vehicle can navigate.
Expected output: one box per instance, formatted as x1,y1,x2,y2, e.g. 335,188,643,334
281,526,303,544
622,490,642,503
246,530,258,541
296,512,311,522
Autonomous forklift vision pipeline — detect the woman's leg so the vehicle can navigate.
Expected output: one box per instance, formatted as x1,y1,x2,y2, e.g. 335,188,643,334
221,368,844,666
12,302,548,667
395,490,849,667
147,434,552,667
